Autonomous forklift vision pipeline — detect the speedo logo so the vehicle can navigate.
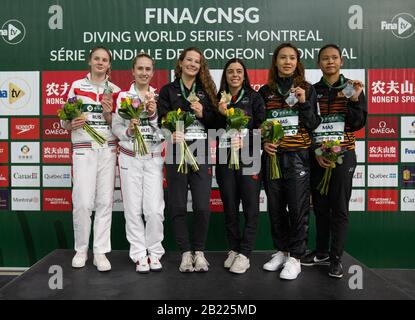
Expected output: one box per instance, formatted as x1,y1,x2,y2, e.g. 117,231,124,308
16,124,35,135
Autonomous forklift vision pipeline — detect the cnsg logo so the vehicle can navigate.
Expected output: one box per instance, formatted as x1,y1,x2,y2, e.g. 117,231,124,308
0,19,26,45
381,13,415,39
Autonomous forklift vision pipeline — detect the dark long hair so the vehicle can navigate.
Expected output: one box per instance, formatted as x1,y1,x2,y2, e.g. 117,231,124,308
174,47,217,108
219,58,251,93
267,43,310,93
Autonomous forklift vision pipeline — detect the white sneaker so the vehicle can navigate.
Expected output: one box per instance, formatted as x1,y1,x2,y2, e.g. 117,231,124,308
93,254,111,272
179,251,194,273
229,254,250,274
224,250,238,269
263,251,287,271
194,251,209,272
280,257,301,280
148,255,162,272
136,256,150,274
72,251,88,268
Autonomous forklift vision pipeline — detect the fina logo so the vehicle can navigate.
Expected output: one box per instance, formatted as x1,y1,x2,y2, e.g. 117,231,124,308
0,19,26,45
381,13,415,39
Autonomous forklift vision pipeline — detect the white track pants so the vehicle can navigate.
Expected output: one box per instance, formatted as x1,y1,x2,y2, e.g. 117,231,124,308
118,153,165,262
72,147,116,254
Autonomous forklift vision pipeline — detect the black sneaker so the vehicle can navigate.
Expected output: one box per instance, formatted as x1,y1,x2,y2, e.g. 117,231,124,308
328,260,343,278
301,251,330,266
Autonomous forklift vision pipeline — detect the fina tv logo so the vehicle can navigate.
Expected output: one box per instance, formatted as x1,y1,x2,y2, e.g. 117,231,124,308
381,13,415,39
0,19,26,45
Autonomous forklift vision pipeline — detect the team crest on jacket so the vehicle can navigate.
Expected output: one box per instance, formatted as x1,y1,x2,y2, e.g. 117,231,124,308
241,97,250,105
197,91,206,99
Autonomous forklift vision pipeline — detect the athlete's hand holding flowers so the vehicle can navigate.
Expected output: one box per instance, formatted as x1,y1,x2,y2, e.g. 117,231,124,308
118,96,149,156
162,108,199,174
261,120,284,179
58,97,106,146
225,107,250,170
315,140,345,195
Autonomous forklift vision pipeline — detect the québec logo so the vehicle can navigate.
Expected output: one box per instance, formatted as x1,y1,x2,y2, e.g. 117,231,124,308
381,13,415,39
0,19,26,45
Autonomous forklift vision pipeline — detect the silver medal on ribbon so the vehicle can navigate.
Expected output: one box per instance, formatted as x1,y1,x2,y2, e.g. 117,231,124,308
342,81,356,99
285,91,298,107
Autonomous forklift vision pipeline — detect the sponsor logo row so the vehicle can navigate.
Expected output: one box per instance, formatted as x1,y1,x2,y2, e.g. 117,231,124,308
1,164,414,189
349,189,415,212
1,116,415,141
353,165,415,188
1,69,415,116
0,117,70,140
0,166,71,187
0,140,414,165
1,189,414,213
354,141,415,163
0,141,71,164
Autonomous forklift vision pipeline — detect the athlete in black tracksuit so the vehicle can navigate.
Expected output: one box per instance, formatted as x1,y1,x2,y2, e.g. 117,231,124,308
158,78,216,256
302,45,367,278
215,60,265,272
258,42,320,281
259,78,320,261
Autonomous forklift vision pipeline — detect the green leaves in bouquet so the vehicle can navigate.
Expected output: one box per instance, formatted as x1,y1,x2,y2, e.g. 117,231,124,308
162,108,195,132
261,120,284,143
57,98,82,121
226,108,250,130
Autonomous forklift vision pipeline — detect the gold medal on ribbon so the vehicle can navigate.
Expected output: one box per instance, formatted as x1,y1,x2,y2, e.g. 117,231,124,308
187,91,200,104
220,91,232,105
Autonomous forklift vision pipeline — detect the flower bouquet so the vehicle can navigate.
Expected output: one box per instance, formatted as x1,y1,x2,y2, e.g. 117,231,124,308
261,120,284,179
118,96,149,156
315,140,345,195
225,107,250,170
162,108,199,174
57,97,106,146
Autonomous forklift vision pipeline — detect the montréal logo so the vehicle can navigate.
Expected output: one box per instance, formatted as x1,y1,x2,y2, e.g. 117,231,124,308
0,19,26,45
381,13,415,39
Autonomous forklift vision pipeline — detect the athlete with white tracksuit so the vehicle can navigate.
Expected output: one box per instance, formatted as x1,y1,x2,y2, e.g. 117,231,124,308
112,53,165,273
62,46,120,272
